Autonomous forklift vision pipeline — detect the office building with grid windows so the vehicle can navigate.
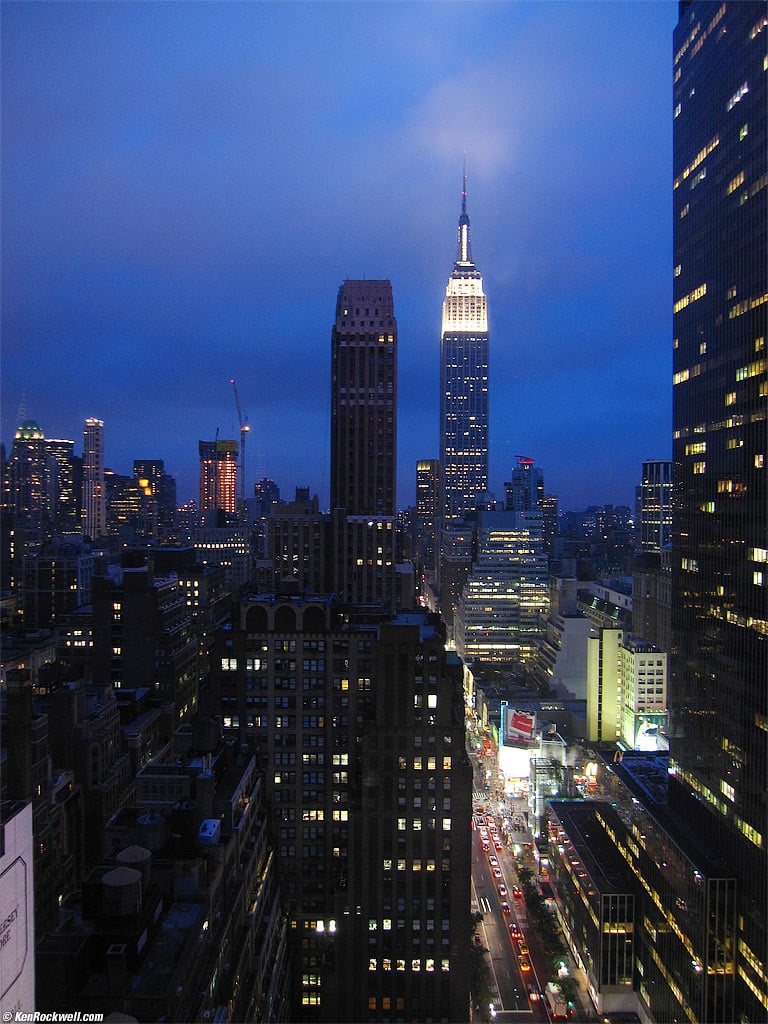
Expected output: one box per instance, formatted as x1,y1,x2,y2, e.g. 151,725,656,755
670,3,767,1019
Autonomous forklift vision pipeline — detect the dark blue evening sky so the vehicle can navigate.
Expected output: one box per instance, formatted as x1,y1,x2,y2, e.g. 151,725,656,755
1,1,677,511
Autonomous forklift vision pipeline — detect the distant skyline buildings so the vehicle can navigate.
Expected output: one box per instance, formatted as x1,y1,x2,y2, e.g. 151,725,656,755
439,174,489,523
454,508,548,664
2,4,678,516
636,459,672,553
198,438,238,517
133,458,177,536
7,419,53,531
504,456,544,514
82,417,106,540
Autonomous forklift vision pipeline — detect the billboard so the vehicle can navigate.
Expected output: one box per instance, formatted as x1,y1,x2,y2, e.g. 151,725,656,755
503,706,536,744
0,802,35,1016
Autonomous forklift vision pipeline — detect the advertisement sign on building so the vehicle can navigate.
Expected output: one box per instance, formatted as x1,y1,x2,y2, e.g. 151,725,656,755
0,802,35,1016
502,705,536,744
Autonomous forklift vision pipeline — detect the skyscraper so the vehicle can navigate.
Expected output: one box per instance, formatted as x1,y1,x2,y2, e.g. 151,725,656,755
504,456,544,514
454,509,549,665
636,459,672,552
198,439,238,518
413,458,440,589
330,279,397,606
211,598,472,1023
133,458,177,536
82,417,106,540
7,419,53,531
670,3,767,1019
43,436,80,533
440,173,489,523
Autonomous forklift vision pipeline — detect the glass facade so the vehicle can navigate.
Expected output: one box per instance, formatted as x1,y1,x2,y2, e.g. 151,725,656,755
546,801,635,1012
670,3,767,1019
594,755,736,1024
637,460,673,552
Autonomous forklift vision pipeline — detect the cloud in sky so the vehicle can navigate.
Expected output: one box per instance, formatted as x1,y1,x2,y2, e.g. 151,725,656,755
1,0,677,509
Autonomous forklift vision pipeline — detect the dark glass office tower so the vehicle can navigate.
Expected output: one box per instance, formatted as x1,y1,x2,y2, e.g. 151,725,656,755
637,460,673,552
670,4,767,1020
330,279,397,606
440,176,489,523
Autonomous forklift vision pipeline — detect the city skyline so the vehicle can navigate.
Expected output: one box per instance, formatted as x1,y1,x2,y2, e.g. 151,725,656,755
1,1,677,511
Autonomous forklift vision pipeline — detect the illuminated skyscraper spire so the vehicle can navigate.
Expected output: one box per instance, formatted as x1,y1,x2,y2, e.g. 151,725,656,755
440,167,489,524
456,160,472,266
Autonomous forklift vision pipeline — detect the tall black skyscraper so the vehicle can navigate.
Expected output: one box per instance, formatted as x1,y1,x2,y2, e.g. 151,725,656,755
670,3,767,1020
330,279,397,606
636,460,673,552
439,174,489,523
82,417,106,539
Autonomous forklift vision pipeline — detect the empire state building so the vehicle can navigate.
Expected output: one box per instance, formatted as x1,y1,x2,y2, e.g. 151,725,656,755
440,174,489,522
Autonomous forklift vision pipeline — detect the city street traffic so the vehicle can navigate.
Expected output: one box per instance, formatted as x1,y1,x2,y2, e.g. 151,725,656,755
468,738,594,1023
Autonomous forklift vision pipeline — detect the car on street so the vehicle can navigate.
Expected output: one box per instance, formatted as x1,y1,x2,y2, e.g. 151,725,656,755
494,838,503,850
488,855,498,867
508,922,521,938
517,941,529,955
493,867,503,879
518,955,532,973
512,885,523,897
500,901,511,914
498,884,507,897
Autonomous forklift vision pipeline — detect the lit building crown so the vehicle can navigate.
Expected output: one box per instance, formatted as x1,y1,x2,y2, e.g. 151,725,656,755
442,172,488,334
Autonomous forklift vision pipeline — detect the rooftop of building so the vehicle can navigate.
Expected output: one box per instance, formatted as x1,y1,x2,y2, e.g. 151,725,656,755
0,630,57,660
548,799,634,895
622,637,664,654
130,899,204,998
0,799,30,826
390,611,439,641
577,591,631,624
241,591,337,607
604,752,732,877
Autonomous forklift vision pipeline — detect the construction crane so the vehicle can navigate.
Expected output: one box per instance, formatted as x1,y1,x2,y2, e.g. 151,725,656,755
230,378,250,504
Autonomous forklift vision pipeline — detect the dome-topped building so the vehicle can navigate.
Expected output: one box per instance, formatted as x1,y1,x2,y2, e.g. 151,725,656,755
6,418,79,534
14,419,45,441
